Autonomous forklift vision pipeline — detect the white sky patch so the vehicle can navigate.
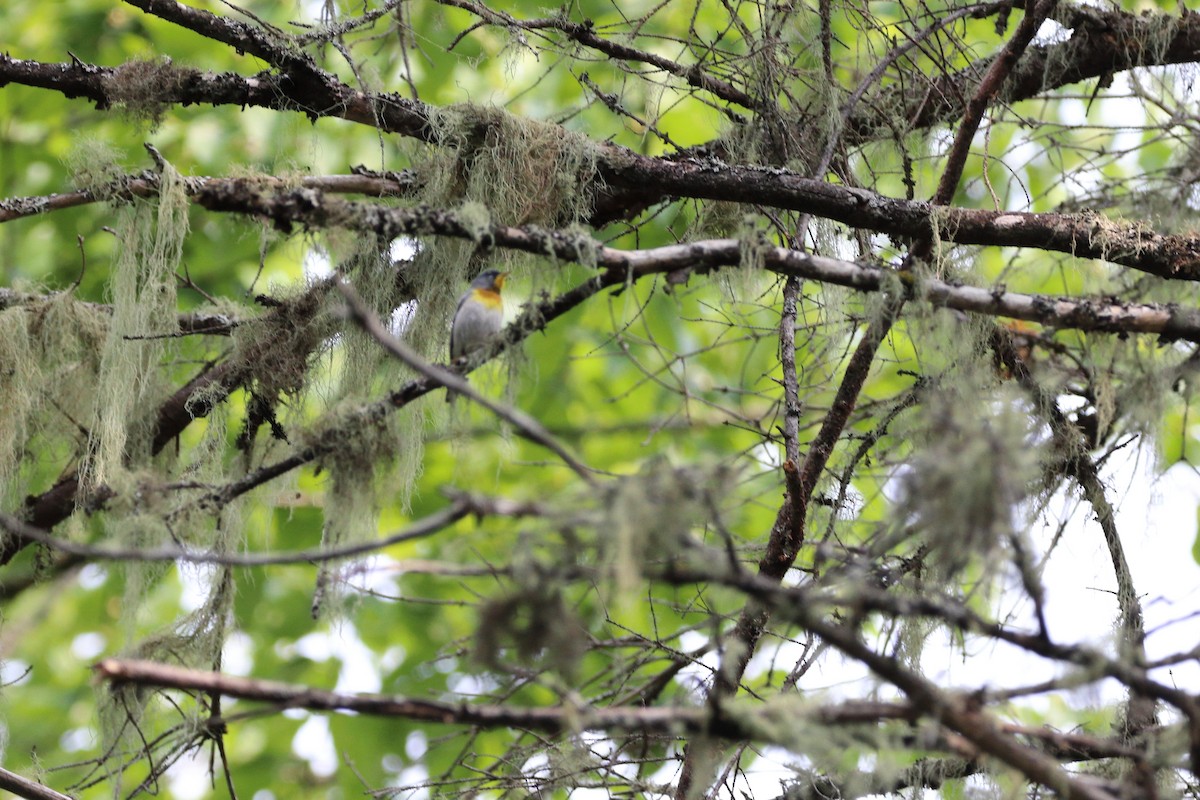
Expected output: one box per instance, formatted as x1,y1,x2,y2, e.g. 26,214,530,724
302,246,333,280
1033,18,1072,47
447,671,499,697
1099,73,1153,175
0,659,30,686
166,749,212,800
740,745,816,799
330,621,382,695
222,630,255,677
392,765,431,800
392,300,419,336
293,631,333,662
292,714,338,777
750,440,780,470
381,644,407,672
350,554,403,598
69,632,106,661
520,752,551,789
78,564,107,590
391,237,418,262
59,727,94,754
674,631,719,702
405,729,427,761
178,565,212,613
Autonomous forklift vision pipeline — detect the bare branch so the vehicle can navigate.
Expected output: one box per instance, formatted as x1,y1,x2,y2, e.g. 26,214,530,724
931,0,1059,206
849,5,1200,143
0,767,75,800
90,658,889,742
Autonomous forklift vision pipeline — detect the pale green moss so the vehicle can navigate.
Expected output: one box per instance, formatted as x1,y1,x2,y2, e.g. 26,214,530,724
0,293,109,505
84,160,187,490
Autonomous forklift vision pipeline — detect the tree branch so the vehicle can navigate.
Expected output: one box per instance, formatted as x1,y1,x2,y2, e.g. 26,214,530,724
0,493,547,567
0,287,239,336
847,4,1200,144
0,767,74,800
91,658,904,742
0,169,418,224
175,177,1200,281
7,59,1200,276
10,211,1199,567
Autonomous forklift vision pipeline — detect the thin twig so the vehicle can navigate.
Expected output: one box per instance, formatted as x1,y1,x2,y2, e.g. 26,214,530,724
0,495,506,566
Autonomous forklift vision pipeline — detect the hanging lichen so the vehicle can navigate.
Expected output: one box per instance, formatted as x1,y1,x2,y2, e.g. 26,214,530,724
98,559,234,792
895,313,1041,581
96,383,241,786
323,232,419,410
474,581,586,680
82,159,187,490
0,308,36,505
397,105,600,407
595,460,731,606
104,504,175,643
103,58,195,129
296,237,428,611
422,104,598,229
305,403,392,619
0,294,109,506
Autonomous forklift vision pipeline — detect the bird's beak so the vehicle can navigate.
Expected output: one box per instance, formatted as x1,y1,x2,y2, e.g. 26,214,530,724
495,272,510,290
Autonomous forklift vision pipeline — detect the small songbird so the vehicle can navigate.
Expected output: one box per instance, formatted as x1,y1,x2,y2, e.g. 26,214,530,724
447,269,508,402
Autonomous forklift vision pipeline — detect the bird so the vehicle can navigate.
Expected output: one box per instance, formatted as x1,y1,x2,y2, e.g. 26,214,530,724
447,269,508,402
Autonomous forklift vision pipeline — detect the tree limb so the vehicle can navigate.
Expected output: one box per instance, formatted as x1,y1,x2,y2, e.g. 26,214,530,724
91,658,903,742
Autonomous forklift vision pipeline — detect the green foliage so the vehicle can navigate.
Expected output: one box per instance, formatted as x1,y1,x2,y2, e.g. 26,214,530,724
1,0,1197,798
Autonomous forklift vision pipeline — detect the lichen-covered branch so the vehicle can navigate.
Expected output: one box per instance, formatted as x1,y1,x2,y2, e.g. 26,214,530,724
11,209,1199,567
0,288,238,335
7,58,1200,276
11,164,1200,281
0,169,418,224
